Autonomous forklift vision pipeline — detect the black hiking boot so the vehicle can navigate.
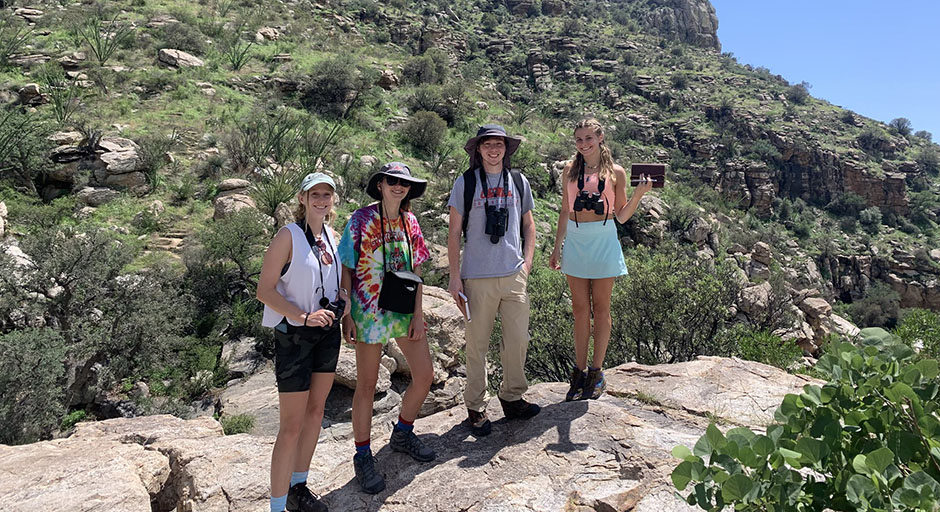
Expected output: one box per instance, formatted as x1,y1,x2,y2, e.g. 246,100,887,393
353,452,386,494
390,428,436,462
466,409,492,437
580,367,606,400
565,367,586,402
286,482,328,512
499,397,541,420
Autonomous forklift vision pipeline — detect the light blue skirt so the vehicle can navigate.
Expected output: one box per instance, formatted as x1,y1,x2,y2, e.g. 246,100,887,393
561,219,628,279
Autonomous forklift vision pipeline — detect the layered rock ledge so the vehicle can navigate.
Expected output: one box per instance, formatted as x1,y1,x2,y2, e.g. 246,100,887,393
0,357,820,512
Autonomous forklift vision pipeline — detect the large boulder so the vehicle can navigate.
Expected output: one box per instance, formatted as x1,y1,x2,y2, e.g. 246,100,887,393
213,194,257,220
158,48,205,68
219,365,280,435
334,344,391,393
75,186,121,207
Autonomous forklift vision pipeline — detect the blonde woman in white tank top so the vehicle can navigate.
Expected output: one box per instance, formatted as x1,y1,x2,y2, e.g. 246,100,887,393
257,172,347,512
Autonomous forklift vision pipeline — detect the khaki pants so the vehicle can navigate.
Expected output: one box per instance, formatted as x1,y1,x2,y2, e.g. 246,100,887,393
463,269,530,412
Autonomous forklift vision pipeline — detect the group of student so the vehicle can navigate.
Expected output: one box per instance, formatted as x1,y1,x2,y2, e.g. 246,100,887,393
256,118,654,512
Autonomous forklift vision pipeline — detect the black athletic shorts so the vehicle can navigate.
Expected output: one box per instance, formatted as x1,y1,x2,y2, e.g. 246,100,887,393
273,320,341,393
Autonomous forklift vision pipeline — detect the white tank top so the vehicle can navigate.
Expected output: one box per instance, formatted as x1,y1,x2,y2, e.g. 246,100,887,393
261,222,341,328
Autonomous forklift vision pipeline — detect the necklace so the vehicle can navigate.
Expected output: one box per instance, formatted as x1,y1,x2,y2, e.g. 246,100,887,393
584,162,600,170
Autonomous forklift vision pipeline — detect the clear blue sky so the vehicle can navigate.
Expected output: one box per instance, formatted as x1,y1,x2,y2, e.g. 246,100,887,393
710,1,940,138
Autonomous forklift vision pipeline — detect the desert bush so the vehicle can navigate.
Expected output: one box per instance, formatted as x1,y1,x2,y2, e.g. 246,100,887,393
825,191,867,217
225,107,310,173
723,324,801,369
857,127,892,156
858,206,882,234
300,56,376,119
400,110,446,155
158,22,208,55
894,308,940,360
73,12,133,66
611,243,740,365
38,65,82,127
746,139,781,164
221,413,256,435
525,266,575,383
670,73,689,90
221,27,254,71
0,329,66,444
406,83,469,126
784,81,811,104
0,108,53,197
0,227,192,411
913,130,932,142
672,338,940,511
402,48,450,85
846,282,901,329
888,117,913,137
138,129,180,190
915,147,939,175
0,13,31,67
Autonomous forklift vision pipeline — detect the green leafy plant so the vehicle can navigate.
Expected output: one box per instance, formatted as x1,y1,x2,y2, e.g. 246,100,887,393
222,29,254,71
39,65,82,127
0,14,32,67
895,309,940,360
672,339,940,511
221,413,255,435
727,325,802,370
73,12,133,66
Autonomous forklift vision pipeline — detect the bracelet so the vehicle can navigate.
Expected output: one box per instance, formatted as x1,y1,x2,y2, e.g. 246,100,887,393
303,313,310,327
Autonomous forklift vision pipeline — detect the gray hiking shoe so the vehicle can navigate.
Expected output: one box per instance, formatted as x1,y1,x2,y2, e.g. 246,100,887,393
353,452,386,494
389,428,436,462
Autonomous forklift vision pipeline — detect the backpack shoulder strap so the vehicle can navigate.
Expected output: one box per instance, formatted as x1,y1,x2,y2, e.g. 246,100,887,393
461,169,476,239
509,168,525,236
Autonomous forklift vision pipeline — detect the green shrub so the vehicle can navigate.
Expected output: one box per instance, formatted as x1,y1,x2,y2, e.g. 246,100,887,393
857,127,892,156
524,266,575,383
38,64,82,127
888,117,913,137
724,324,802,369
0,13,32,67
670,73,689,89
825,191,867,217
400,110,446,154
858,206,882,234
0,329,66,444
913,130,932,142
402,49,450,85
894,309,940,360
0,108,53,197
611,244,741,365
846,283,901,329
73,12,133,66
405,83,469,126
915,148,939,175
60,409,88,431
221,413,255,435
785,81,811,104
0,227,192,410
158,22,208,55
300,56,376,119
138,129,180,190
746,140,781,164
672,339,940,511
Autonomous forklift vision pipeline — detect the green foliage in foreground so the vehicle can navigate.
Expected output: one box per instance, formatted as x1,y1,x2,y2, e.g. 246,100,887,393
220,413,255,435
672,339,940,511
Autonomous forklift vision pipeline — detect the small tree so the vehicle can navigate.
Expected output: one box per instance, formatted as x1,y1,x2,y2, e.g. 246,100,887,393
402,49,450,85
300,56,376,119
401,110,446,155
785,81,811,104
915,147,939,175
0,329,66,444
889,117,913,137
913,130,932,141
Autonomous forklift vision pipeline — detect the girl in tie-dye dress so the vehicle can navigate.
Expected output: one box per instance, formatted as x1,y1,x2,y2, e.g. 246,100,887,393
337,162,436,495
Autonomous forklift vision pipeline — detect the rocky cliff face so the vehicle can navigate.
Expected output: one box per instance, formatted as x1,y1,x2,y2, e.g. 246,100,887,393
638,0,721,50
0,357,819,512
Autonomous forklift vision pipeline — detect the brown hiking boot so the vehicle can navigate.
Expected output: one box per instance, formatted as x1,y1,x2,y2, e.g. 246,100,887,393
499,397,541,420
466,409,491,437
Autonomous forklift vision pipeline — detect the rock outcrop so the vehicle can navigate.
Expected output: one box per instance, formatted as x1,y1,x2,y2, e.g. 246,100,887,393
1,357,820,512
641,0,720,50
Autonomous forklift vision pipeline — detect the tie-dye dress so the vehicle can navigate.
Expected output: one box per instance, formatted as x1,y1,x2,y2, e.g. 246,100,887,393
338,203,430,344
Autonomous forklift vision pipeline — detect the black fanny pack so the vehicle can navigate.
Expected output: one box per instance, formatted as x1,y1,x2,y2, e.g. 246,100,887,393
377,204,422,314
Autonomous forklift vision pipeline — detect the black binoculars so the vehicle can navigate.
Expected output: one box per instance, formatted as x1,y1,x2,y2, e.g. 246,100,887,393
484,204,509,244
573,191,605,215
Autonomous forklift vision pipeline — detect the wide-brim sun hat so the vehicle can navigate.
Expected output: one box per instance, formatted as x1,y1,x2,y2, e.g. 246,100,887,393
463,124,523,170
299,172,336,192
366,162,427,201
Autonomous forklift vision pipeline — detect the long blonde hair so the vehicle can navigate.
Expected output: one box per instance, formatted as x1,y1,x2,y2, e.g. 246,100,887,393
568,118,615,184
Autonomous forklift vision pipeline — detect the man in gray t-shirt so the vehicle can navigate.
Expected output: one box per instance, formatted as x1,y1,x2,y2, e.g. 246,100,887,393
447,124,540,437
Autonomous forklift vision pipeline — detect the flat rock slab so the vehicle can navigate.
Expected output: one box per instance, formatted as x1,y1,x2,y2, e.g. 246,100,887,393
605,356,823,426
0,357,815,512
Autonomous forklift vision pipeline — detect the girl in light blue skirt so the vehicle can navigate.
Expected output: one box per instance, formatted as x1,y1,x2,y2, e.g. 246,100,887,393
549,118,653,401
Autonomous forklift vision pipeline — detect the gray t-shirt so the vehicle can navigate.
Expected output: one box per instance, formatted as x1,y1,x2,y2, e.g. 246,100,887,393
447,169,534,279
